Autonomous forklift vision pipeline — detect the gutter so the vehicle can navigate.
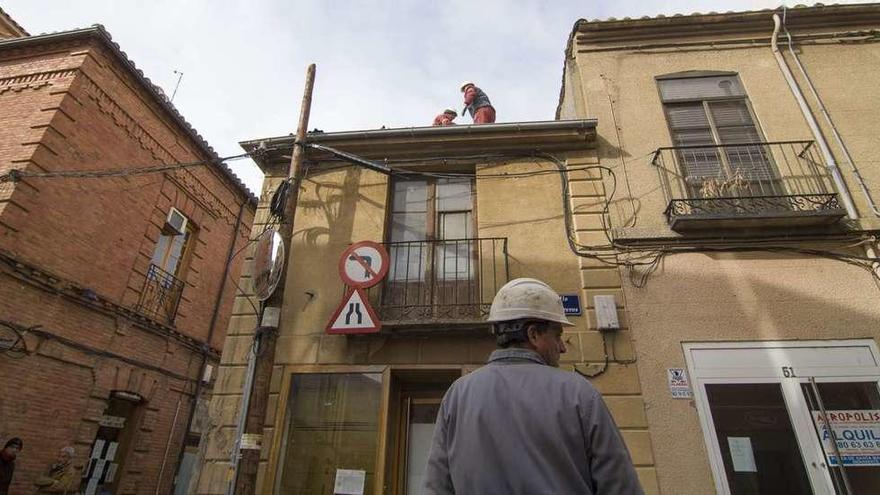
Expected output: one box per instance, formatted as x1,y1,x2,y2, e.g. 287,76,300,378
771,13,857,220
241,119,598,151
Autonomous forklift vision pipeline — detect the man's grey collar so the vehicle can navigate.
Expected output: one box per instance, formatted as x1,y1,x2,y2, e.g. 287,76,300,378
488,348,547,365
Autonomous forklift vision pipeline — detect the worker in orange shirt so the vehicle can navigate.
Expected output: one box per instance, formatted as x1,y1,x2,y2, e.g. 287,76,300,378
461,81,496,124
433,108,458,126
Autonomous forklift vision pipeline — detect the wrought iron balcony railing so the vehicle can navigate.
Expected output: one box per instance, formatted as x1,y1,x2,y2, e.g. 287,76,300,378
135,263,185,325
363,237,509,328
651,140,846,230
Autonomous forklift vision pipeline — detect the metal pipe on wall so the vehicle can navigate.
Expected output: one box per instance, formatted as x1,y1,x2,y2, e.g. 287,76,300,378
780,9,880,217
156,397,183,495
771,13,858,220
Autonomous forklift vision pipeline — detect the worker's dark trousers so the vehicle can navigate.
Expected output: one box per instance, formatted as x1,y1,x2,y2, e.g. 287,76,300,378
474,106,496,124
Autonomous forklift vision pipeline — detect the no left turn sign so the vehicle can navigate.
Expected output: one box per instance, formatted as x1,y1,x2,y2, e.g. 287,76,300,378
338,241,389,288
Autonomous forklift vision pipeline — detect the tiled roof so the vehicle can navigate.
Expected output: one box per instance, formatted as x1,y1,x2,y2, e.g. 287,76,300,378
0,5,29,36
0,25,257,205
577,3,842,25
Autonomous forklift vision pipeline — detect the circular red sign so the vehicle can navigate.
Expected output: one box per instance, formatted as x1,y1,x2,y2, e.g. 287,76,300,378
338,240,390,288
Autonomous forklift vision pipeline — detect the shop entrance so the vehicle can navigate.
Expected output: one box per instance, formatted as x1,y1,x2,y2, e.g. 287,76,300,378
386,370,457,495
686,340,880,495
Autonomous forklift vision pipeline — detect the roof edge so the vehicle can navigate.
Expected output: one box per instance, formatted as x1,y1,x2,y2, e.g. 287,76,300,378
241,119,597,148
574,3,880,42
240,119,598,170
0,26,258,206
0,6,29,37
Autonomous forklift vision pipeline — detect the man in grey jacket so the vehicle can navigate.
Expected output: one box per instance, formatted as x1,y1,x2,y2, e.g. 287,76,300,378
423,278,643,494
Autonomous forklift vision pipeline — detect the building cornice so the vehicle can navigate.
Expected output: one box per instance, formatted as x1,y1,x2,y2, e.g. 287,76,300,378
0,248,221,357
573,3,880,46
240,119,598,170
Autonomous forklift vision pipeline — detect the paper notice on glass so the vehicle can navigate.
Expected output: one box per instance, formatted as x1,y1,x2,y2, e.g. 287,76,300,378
334,468,366,495
105,463,117,483
90,439,105,459
105,441,118,461
93,459,107,480
84,476,99,495
728,437,757,472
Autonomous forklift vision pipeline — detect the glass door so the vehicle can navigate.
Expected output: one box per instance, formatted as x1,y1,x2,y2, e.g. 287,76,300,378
703,381,816,494
685,341,880,495
401,398,441,495
800,378,880,494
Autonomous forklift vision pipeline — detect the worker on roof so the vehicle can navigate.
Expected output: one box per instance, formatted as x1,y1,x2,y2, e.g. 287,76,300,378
432,108,458,126
460,81,496,124
423,278,643,494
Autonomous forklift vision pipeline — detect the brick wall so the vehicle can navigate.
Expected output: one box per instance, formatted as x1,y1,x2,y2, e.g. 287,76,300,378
0,32,255,494
0,36,254,346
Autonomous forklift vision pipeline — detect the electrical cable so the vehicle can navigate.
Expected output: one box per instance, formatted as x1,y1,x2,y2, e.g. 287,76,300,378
0,152,253,182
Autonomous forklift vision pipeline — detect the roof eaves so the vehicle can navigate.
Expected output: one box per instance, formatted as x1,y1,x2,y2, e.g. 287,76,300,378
0,25,258,206
240,119,598,168
575,2,878,30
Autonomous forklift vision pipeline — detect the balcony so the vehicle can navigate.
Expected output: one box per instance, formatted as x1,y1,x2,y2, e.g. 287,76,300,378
135,264,185,325
651,141,846,231
363,237,509,331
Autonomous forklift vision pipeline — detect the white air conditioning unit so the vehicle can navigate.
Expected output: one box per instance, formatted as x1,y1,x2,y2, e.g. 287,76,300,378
163,207,188,236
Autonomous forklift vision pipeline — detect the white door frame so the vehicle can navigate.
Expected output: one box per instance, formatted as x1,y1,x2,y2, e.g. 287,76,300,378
683,339,880,495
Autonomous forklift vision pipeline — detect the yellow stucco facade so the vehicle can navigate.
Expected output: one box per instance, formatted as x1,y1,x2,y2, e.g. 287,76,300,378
200,4,880,494
561,4,880,494
197,124,658,493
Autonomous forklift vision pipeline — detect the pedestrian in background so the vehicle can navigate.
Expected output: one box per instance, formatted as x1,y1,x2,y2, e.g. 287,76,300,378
35,446,80,493
0,437,23,495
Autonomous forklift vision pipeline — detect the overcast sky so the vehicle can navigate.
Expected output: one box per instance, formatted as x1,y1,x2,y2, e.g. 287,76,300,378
4,1,863,195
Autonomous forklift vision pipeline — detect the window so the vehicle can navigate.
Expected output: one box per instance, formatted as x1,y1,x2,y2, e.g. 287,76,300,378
150,208,195,280
136,208,193,324
383,177,477,320
387,177,475,280
658,73,778,197
276,373,383,494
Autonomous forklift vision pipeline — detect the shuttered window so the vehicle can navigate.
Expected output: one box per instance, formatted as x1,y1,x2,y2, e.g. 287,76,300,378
658,74,776,189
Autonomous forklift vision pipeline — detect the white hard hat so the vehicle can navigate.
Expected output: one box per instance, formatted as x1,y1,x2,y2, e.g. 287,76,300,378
487,278,573,326
460,81,475,92
443,108,457,116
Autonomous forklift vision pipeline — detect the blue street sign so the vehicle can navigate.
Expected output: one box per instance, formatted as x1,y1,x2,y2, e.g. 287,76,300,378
560,295,582,316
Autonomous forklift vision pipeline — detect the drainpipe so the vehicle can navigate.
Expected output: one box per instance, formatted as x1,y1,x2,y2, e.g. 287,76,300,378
780,9,880,217
157,397,183,495
771,13,857,220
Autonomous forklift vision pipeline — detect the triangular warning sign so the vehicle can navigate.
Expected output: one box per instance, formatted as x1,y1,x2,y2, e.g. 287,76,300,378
326,288,382,335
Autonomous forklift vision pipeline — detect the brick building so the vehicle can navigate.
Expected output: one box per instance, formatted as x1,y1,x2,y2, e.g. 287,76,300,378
0,13,256,495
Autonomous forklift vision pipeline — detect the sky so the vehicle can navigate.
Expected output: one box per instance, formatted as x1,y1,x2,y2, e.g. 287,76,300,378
3,0,865,195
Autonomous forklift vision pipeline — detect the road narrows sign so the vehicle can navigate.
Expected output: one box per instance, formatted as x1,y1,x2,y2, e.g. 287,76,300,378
339,241,390,289
327,288,381,334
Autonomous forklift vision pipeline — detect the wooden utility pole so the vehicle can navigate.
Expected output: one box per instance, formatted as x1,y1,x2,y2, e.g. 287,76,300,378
233,63,316,495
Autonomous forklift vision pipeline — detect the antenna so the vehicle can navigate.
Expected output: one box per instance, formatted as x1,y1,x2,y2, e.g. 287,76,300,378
170,70,184,102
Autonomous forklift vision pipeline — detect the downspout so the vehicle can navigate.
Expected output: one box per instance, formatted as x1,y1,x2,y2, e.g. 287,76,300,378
771,13,858,220
157,397,183,495
780,8,880,217
173,199,248,491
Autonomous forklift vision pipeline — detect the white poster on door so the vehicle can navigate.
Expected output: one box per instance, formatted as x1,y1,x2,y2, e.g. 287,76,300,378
333,469,366,495
812,410,880,466
727,437,757,472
